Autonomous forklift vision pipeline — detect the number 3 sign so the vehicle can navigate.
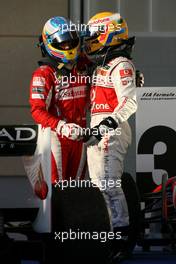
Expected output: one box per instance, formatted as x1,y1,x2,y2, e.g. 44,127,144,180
136,87,176,196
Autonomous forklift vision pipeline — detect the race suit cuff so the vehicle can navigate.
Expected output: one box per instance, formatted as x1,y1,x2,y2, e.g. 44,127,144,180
109,114,120,126
56,120,66,134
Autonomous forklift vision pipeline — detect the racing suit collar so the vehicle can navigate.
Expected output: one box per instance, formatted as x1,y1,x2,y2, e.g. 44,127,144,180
37,57,73,77
92,36,135,67
38,57,64,71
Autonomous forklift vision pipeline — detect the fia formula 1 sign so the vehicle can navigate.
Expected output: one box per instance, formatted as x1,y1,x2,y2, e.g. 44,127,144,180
136,87,176,196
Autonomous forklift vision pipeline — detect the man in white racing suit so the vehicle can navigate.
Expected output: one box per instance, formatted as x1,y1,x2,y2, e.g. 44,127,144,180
87,59,136,228
83,12,137,231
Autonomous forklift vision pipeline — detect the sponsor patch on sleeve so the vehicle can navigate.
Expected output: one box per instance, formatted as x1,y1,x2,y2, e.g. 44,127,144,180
32,87,45,93
121,80,128,86
119,69,133,78
32,77,45,87
31,94,45,99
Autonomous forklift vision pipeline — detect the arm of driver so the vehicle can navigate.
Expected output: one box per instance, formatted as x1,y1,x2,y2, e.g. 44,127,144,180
111,60,137,124
29,69,61,130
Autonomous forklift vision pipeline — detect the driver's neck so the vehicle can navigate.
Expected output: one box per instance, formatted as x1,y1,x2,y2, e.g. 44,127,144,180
64,62,75,70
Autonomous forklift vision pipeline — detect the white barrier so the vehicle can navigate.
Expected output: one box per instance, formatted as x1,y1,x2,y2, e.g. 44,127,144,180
23,125,51,233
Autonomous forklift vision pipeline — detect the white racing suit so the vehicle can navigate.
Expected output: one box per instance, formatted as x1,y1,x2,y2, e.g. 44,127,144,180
87,56,137,228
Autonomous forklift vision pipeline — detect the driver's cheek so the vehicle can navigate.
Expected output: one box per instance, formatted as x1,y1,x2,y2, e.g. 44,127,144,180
61,43,72,50
64,45,70,50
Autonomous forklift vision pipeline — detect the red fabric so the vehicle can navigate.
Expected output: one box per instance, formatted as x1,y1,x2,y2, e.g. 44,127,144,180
29,64,88,130
90,85,118,114
29,64,88,182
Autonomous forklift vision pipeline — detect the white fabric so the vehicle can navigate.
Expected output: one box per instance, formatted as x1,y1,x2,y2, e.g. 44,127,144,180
87,122,131,227
88,56,137,227
90,56,137,126
56,120,66,133
57,121,83,140
111,59,137,123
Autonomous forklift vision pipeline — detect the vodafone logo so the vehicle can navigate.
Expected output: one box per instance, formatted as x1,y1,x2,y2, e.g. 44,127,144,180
89,13,120,26
91,102,110,111
90,89,96,101
89,17,110,25
90,88,111,112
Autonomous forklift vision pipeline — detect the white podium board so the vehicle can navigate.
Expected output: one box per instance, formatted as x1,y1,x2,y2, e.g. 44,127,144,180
136,87,176,195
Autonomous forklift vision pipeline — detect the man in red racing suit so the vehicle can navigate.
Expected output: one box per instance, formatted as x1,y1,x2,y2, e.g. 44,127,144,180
29,16,89,184
30,63,89,183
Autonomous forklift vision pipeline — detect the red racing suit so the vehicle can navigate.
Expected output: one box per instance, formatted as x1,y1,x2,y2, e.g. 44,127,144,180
29,63,89,183
87,56,137,227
